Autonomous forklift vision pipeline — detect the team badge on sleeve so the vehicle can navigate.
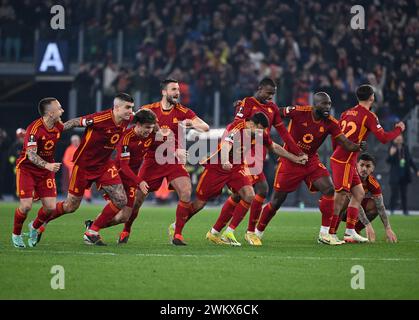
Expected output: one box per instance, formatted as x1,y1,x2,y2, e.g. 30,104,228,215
27,134,37,147
121,145,130,158
82,118,94,127
225,132,235,143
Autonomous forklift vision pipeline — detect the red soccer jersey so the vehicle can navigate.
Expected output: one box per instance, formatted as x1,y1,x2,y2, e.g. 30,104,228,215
141,102,197,160
115,127,155,185
281,105,343,158
331,105,402,165
234,97,302,155
16,118,64,173
362,174,382,199
205,119,272,172
73,109,130,170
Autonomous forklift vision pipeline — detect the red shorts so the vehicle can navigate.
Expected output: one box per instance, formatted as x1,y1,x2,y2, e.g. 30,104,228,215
196,165,252,202
123,181,137,208
273,157,330,193
137,158,189,193
16,167,57,199
330,159,362,192
251,172,266,185
69,161,122,197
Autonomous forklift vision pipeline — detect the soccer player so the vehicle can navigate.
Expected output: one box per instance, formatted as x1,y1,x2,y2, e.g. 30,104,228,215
255,92,366,245
192,113,307,246
329,84,405,243
331,153,397,243
138,79,209,245
85,109,157,244
30,93,135,246
12,97,88,248
227,78,304,245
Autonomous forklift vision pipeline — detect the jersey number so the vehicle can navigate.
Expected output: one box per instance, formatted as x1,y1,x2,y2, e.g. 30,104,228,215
107,166,118,179
46,179,56,189
341,121,357,138
129,187,136,198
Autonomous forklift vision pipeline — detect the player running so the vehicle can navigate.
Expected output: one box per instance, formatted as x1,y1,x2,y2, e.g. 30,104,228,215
255,92,366,246
329,84,405,243
12,97,88,248
84,109,157,244
189,113,307,246
218,78,305,245
138,79,209,246
331,153,397,243
30,93,135,246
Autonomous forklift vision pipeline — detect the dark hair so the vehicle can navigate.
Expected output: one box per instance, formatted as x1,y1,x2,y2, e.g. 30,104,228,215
250,112,269,128
114,92,134,103
358,152,376,166
134,109,157,125
356,85,375,101
258,78,276,88
160,78,178,90
38,97,57,116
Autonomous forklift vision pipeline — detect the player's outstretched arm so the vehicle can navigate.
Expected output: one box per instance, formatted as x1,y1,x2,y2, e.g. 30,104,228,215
220,141,233,170
371,121,405,144
358,205,375,242
269,142,308,165
183,117,210,132
373,195,397,243
27,147,61,172
62,117,92,131
335,134,365,152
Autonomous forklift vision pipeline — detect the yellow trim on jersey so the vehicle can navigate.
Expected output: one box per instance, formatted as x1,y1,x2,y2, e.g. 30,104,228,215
342,163,351,188
123,129,135,145
273,161,282,189
73,127,93,164
328,115,339,125
358,115,368,143
69,165,79,191
16,168,20,195
295,106,312,112
368,176,380,189
30,119,42,135
196,168,208,193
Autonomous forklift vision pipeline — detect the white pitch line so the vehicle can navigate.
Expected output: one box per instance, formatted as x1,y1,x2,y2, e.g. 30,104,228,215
3,249,418,262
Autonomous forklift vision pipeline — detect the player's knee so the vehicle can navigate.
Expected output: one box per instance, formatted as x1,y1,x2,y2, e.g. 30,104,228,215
178,190,191,203
115,197,127,210
242,192,255,204
20,204,31,214
322,186,335,197
255,183,269,198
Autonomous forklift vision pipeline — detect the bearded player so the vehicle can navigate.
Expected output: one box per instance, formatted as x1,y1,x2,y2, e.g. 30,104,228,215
30,93,135,246
255,92,366,246
331,153,397,243
138,79,209,245
329,84,404,243
12,97,89,248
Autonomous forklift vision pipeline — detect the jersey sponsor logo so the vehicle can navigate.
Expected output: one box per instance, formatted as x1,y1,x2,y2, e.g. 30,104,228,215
44,140,55,150
302,133,314,144
173,117,178,123
268,108,273,113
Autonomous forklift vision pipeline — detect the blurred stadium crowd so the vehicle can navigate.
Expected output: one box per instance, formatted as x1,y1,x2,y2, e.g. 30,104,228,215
1,0,418,124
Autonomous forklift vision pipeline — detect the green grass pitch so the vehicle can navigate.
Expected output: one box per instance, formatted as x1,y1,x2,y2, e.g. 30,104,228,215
1,201,418,299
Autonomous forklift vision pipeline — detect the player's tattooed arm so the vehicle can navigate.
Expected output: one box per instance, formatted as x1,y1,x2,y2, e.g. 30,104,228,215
373,195,390,229
220,141,233,170
27,148,61,172
63,117,93,131
357,205,371,226
102,184,127,209
335,134,365,152
269,142,308,164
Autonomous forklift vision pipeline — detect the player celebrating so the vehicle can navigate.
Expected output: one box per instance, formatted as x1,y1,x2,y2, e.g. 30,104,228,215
255,92,365,245
30,93,135,246
329,84,405,243
189,113,307,246
139,79,209,245
331,153,397,243
84,109,157,244
225,78,304,245
12,97,87,248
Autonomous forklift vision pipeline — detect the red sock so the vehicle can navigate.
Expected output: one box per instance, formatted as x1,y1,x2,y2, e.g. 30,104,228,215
185,202,199,223
329,215,342,234
33,207,48,229
248,194,265,232
174,200,192,236
213,197,238,232
228,200,251,230
256,203,276,232
90,202,120,232
13,208,27,235
346,206,359,230
319,195,334,227
45,201,65,223
123,207,140,233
